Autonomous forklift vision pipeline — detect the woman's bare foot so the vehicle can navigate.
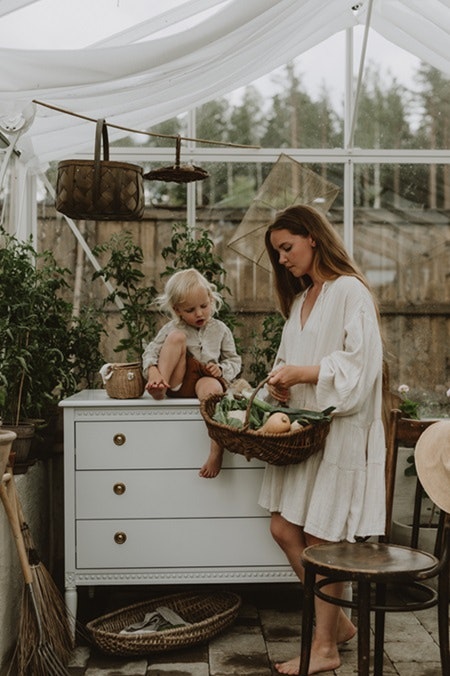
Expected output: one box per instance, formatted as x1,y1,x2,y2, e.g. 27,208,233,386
274,648,341,675
199,446,223,478
337,610,357,644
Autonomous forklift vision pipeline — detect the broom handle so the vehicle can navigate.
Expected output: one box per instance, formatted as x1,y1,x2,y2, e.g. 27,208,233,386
0,478,34,585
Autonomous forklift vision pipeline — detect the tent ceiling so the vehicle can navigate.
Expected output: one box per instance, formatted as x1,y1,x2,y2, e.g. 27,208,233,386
0,0,449,170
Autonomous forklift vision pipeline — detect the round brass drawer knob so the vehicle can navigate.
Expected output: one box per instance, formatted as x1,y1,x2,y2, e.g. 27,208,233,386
113,433,126,446
114,532,127,545
113,482,126,495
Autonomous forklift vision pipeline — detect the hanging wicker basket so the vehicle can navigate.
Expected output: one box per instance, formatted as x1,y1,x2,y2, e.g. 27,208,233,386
56,119,145,220
200,378,332,465
86,590,241,656
143,135,209,183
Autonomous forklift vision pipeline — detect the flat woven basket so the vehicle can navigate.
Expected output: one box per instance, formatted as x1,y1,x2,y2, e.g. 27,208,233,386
86,590,241,656
104,362,145,399
200,378,332,466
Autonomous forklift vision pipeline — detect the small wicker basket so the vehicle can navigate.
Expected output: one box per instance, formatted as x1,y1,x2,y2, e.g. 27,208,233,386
200,378,332,466
103,362,145,399
86,590,241,656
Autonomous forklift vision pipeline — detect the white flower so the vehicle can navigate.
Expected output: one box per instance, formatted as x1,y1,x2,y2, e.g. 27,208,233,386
446,387,450,399
398,384,410,394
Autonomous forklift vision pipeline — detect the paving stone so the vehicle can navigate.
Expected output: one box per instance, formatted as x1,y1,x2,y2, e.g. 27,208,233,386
394,662,442,676
146,663,209,675
209,630,270,675
259,607,301,641
85,658,147,675
385,632,440,663
69,646,90,667
62,583,446,676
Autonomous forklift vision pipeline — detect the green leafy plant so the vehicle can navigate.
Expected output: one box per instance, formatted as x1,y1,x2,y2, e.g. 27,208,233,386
247,312,284,386
69,306,106,390
0,227,90,424
92,232,158,361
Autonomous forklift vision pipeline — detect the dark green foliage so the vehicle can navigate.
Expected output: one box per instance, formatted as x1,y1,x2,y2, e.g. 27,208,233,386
160,221,241,342
247,312,284,386
92,232,158,360
0,227,102,423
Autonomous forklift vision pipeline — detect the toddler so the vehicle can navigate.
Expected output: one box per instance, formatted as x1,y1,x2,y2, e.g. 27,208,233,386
142,268,241,478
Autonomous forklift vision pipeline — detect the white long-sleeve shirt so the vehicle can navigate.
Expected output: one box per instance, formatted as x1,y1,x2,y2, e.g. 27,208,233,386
142,317,241,384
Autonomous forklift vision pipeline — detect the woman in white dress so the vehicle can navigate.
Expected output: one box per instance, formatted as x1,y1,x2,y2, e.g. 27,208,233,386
259,205,386,675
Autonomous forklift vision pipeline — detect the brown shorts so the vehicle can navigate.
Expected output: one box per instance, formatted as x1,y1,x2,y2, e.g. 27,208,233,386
166,353,227,398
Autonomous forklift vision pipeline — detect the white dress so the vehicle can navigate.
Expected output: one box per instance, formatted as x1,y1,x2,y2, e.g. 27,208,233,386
258,276,386,542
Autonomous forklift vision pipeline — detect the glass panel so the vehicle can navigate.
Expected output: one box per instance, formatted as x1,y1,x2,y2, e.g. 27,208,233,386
224,33,345,148
354,28,450,151
353,164,450,411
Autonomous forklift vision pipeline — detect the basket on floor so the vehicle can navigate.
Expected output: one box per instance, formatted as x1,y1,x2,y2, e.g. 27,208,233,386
200,377,332,466
86,590,241,656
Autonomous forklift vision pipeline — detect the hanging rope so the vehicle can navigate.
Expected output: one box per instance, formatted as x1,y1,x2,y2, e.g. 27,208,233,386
32,99,261,150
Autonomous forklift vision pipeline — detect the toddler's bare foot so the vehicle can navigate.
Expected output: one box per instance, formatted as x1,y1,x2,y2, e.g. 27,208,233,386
146,385,167,400
275,649,340,675
199,448,223,478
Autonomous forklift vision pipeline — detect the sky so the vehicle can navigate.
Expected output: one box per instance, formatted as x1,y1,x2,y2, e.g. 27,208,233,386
0,0,422,113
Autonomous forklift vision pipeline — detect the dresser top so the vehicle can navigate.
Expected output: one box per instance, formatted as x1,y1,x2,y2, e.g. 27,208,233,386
59,389,200,409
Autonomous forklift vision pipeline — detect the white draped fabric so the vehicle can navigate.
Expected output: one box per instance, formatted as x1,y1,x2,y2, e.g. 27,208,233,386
0,0,449,169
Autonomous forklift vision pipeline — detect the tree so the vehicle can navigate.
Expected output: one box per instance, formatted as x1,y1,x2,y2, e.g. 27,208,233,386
414,65,450,207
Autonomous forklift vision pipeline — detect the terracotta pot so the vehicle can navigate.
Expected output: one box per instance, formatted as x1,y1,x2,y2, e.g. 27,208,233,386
0,423,36,474
0,429,17,478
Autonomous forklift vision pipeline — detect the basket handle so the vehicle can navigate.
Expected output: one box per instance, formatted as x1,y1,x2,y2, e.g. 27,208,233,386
93,119,110,204
174,135,181,168
243,376,270,428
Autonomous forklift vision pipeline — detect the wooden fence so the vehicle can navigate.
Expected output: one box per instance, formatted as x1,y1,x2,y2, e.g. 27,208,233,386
37,205,450,401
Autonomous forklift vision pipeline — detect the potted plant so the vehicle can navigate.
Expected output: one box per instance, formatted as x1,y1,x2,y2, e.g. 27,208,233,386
390,383,448,555
0,227,104,468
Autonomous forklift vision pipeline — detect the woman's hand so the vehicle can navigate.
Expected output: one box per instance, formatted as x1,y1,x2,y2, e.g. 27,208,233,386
267,364,320,402
267,366,294,403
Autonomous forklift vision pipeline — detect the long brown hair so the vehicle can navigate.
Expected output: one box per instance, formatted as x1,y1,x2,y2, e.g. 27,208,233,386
265,204,372,317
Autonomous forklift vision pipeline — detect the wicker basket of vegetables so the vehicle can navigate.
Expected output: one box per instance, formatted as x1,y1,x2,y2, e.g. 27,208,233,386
200,377,334,466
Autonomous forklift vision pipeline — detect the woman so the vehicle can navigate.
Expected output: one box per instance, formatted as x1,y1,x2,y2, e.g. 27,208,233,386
259,205,386,675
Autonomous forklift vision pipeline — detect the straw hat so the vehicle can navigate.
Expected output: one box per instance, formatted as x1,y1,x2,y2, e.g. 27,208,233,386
415,420,450,513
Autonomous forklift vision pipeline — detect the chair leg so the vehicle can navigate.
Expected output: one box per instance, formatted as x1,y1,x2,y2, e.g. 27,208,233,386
357,579,372,676
299,564,315,676
438,567,450,676
373,583,386,676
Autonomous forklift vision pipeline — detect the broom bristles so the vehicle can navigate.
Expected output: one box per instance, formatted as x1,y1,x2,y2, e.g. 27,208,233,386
11,576,73,676
10,521,74,674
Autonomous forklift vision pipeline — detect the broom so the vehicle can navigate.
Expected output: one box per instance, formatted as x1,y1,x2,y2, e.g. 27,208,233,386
0,466,73,676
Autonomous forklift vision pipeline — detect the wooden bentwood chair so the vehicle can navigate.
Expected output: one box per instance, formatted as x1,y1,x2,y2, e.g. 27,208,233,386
299,409,450,675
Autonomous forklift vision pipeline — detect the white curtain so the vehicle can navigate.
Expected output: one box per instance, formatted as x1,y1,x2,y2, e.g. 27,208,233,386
0,0,449,169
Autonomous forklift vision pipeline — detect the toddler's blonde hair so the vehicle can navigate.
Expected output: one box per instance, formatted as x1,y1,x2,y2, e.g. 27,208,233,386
155,268,223,320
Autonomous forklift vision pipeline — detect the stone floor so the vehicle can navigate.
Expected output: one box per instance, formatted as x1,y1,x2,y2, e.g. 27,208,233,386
67,582,446,676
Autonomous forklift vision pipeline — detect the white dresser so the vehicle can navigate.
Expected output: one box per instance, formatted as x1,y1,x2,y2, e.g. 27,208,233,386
60,391,294,626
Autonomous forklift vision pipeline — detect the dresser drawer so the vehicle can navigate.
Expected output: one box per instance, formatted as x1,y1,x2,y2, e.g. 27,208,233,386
75,468,266,519
75,420,260,470
76,517,285,569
